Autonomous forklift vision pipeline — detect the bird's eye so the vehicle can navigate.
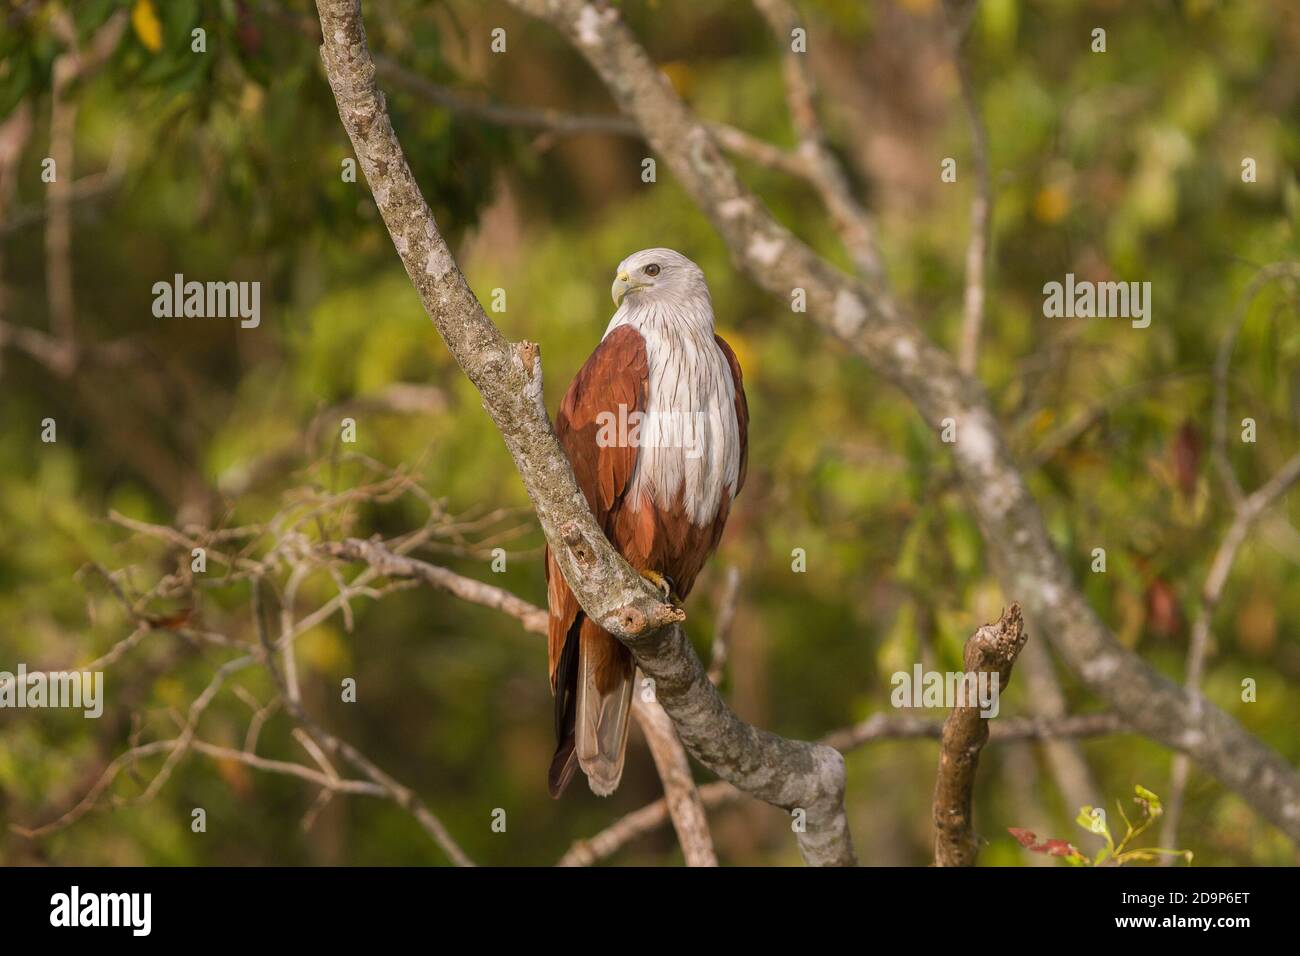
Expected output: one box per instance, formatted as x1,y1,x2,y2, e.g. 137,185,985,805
644,263,661,277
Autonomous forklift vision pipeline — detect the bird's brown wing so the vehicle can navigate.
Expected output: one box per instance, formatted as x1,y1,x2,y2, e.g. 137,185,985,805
715,333,749,497
545,324,648,796
692,332,749,565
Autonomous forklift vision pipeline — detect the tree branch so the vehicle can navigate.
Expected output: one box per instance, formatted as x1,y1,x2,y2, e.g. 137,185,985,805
374,53,810,178
942,0,992,375
567,708,1120,867
322,536,711,867
751,0,885,284
251,579,476,866
1162,449,1300,849
43,9,128,367
932,604,1027,866
631,695,718,867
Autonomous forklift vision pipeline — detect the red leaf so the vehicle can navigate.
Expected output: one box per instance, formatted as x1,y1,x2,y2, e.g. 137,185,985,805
1008,828,1080,858
1008,827,1039,848
1172,421,1202,498
1145,578,1182,638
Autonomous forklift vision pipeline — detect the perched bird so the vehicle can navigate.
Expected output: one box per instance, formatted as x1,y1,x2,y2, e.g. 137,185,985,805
545,248,748,797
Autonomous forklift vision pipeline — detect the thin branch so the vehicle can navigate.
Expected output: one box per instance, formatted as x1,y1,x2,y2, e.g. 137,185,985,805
1162,265,1300,852
1210,262,1300,504
0,163,125,237
43,9,128,366
558,780,739,867
321,537,550,634
824,709,1123,752
943,0,992,375
137,654,254,803
631,694,718,867
322,535,718,865
707,566,741,685
376,52,810,178
9,734,391,841
933,604,1028,867
1162,449,1300,850
751,0,884,284
251,578,476,867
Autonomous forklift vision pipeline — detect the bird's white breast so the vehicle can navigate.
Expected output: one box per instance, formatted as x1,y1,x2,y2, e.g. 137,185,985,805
605,301,740,527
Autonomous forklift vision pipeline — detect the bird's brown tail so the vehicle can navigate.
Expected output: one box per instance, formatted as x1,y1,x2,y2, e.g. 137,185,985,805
548,616,581,799
548,616,635,798
575,621,635,797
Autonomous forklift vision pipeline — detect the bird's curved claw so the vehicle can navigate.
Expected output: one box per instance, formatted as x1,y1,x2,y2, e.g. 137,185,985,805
640,570,678,605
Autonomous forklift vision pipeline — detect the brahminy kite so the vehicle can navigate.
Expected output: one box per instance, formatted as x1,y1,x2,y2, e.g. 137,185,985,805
546,248,748,797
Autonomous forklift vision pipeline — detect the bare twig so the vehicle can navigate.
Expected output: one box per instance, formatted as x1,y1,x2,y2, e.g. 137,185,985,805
751,0,884,284
1162,449,1300,851
707,566,741,685
0,163,125,237
251,579,475,866
1210,263,1300,505
44,10,128,367
942,0,992,375
321,537,550,634
631,694,718,867
933,604,1028,867
321,536,718,865
1160,265,1300,853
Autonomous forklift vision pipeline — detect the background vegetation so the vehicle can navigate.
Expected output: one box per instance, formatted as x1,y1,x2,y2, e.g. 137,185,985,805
0,0,1297,865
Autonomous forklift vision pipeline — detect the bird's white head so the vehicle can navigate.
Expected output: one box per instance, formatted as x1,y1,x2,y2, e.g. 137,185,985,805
611,248,710,313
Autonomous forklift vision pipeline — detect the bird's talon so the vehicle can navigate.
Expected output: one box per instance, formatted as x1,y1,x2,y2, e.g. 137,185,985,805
640,570,677,603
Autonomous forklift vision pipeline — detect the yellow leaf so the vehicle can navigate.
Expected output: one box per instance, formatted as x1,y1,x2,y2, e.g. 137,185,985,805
132,0,163,53
659,62,694,98
297,625,350,672
1033,185,1070,224
719,328,754,378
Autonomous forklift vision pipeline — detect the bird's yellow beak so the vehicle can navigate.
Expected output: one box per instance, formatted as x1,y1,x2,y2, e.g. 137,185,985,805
611,271,646,308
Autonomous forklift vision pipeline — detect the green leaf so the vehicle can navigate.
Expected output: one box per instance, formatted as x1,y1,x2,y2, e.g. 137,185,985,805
1135,784,1163,816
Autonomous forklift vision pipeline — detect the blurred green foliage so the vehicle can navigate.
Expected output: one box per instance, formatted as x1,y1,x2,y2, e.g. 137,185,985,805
0,0,1296,865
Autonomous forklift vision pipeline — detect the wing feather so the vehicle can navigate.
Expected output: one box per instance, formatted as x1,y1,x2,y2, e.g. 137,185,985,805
546,325,648,796
715,333,749,495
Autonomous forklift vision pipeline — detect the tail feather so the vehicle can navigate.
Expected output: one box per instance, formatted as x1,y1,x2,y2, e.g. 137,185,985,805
548,617,582,799
548,735,578,799
576,624,635,797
